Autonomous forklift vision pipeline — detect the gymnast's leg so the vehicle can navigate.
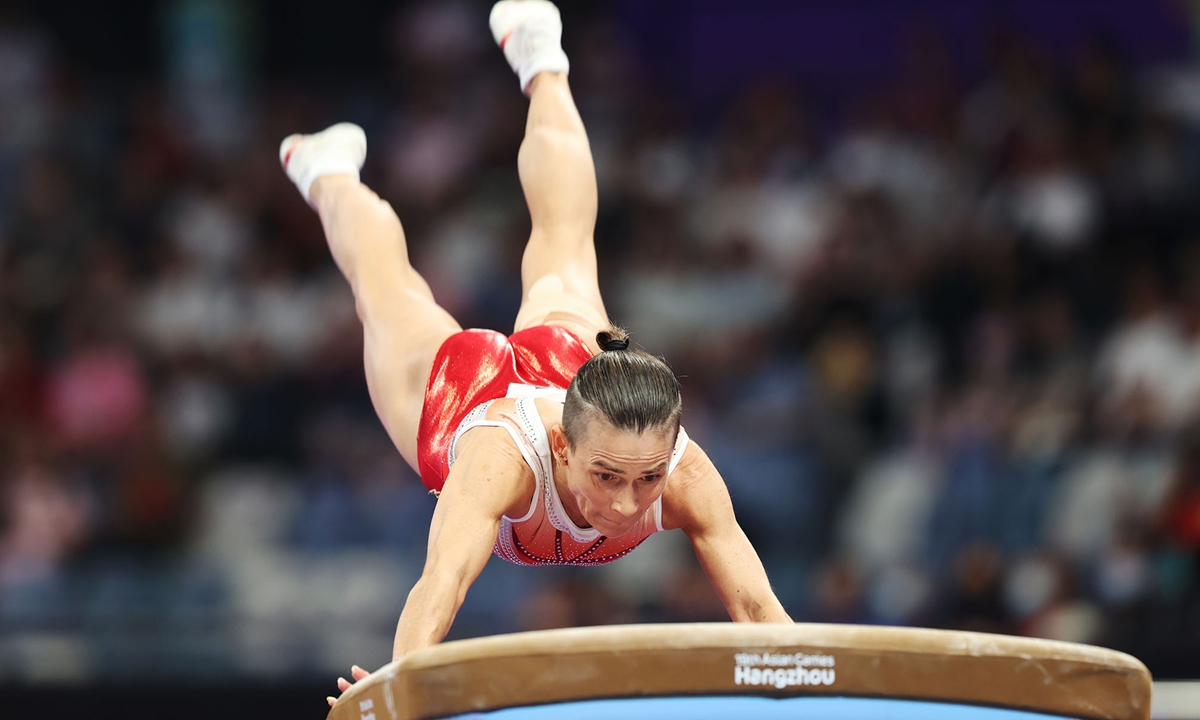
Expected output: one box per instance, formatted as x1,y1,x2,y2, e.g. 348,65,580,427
281,125,460,469
491,1,611,352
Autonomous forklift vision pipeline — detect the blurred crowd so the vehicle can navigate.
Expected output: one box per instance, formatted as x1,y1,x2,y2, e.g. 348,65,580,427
2,0,1200,679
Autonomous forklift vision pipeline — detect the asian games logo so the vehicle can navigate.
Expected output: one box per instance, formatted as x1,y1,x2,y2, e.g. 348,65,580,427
733,652,837,689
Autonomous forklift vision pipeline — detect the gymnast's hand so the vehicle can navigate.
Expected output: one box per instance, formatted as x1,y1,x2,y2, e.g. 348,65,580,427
327,664,370,708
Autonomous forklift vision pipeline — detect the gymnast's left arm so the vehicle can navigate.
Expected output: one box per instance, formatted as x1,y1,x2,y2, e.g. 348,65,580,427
662,441,792,623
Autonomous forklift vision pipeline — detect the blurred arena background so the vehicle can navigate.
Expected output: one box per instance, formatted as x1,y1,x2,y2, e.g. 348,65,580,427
2,0,1200,717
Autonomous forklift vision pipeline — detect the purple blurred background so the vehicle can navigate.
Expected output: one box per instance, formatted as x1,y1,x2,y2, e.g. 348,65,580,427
621,0,1191,103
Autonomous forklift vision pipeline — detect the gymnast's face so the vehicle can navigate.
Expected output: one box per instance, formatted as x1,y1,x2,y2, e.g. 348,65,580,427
554,418,675,538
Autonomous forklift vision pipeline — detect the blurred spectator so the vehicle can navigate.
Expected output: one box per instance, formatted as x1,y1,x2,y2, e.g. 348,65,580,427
519,575,635,631
1164,425,1200,550
0,318,41,431
0,6,54,157
809,556,868,624
1096,265,1188,433
945,544,1010,634
0,458,94,588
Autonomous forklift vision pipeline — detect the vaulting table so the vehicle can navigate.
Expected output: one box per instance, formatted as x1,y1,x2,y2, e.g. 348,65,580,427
326,623,1152,720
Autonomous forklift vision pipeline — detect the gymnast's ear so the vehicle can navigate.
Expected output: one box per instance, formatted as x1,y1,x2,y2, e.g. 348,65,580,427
549,425,570,464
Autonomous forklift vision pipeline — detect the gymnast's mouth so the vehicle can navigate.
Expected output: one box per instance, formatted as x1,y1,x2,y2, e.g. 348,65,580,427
590,517,637,536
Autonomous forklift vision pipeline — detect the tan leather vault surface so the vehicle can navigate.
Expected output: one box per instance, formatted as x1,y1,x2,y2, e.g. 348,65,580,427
327,623,1152,720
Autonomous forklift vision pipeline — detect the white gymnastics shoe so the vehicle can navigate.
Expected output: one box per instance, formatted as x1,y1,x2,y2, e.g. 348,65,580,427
489,0,570,94
279,122,367,205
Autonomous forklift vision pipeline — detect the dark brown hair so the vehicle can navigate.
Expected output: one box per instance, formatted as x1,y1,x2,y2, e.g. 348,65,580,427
562,327,682,447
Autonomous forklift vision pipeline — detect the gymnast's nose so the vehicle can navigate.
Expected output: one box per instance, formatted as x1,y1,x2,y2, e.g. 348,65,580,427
610,489,638,519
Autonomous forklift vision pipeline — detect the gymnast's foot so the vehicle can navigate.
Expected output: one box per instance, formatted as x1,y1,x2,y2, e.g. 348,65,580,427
279,122,367,205
489,0,569,94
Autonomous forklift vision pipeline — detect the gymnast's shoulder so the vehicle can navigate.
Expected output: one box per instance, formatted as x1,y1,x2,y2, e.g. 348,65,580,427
660,439,731,534
445,420,536,519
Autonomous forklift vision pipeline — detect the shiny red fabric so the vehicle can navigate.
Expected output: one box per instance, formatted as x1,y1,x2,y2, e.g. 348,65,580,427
416,326,593,492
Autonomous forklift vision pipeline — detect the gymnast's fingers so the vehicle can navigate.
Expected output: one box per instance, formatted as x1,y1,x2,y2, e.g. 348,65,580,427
337,676,352,693
327,696,337,708
351,665,370,681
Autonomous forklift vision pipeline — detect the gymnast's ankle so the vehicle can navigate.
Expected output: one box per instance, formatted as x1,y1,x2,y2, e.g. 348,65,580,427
527,70,567,94
309,173,358,208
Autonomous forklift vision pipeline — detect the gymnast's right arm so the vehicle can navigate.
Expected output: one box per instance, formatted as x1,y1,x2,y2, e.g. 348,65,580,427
391,427,532,660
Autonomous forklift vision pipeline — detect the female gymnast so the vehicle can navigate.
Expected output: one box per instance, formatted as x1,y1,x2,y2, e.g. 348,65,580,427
278,1,792,707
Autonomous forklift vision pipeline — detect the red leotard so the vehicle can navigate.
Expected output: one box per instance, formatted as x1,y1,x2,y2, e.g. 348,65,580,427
416,325,593,492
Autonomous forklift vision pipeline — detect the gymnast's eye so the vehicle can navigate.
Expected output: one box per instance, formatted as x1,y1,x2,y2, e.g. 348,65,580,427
641,474,661,483
596,472,615,483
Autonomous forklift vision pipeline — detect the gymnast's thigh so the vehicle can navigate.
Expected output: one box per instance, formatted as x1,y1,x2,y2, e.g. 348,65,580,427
359,283,461,472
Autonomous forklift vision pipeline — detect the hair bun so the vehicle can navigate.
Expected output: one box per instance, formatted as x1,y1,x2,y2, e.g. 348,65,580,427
596,326,631,352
